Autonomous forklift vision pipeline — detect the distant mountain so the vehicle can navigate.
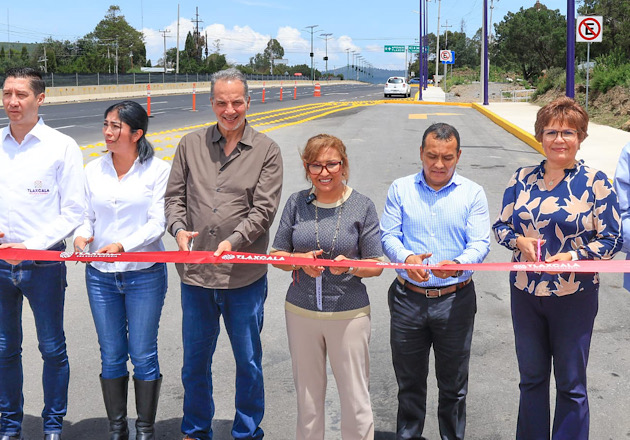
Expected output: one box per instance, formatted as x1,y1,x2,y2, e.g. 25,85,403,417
328,66,408,84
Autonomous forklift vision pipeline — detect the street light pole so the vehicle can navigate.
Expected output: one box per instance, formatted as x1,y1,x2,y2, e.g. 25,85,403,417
418,0,423,100
305,25,319,81
346,48,350,80
566,0,575,98
320,33,333,80
435,0,441,86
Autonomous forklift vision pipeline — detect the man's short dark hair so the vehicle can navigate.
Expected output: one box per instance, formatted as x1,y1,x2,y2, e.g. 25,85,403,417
421,122,461,151
3,67,46,96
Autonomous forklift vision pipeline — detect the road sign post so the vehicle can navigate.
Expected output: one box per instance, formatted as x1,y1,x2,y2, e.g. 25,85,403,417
439,51,455,92
577,16,603,111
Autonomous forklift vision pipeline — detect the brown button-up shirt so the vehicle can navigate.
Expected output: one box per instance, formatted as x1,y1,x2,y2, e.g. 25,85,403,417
165,122,283,289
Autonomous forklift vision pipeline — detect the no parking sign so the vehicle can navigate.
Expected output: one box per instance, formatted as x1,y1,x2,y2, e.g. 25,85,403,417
440,50,454,64
576,16,603,43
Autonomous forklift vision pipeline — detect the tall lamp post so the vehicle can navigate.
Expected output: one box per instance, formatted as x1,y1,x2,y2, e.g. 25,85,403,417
346,49,350,79
353,52,360,81
418,0,424,100
305,25,319,81
320,33,333,80
566,0,575,97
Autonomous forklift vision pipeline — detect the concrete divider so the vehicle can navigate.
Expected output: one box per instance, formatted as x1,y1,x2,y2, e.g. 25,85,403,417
39,80,356,104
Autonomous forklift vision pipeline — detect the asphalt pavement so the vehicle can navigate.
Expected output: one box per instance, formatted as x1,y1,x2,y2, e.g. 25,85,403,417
12,87,630,439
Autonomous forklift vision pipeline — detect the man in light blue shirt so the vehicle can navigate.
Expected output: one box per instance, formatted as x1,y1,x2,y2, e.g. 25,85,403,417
380,122,490,440
614,142,630,291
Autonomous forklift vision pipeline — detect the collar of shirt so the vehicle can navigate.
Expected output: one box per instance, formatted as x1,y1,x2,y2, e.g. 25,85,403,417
2,117,46,147
210,120,256,148
102,151,144,176
537,159,582,175
415,169,462,192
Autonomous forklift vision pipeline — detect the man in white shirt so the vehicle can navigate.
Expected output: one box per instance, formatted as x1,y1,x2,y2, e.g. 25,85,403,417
0,67,85,440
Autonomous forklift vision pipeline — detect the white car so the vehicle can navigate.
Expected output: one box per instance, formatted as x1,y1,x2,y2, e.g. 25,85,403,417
384,77,411,98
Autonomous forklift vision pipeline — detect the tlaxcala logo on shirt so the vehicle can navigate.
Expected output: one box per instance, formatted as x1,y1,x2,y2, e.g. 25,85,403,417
27,180,50,195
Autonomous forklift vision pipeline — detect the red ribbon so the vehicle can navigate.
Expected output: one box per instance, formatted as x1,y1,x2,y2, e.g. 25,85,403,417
0,248,627,273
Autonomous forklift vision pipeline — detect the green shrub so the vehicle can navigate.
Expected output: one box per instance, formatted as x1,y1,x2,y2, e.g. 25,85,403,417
590,49,630,94
533,67,565,98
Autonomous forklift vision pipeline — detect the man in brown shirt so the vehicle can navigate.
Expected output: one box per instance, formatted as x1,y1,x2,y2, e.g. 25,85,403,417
165,68,283,440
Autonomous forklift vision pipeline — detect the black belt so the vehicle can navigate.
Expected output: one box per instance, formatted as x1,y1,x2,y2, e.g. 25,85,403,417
396,276,471,298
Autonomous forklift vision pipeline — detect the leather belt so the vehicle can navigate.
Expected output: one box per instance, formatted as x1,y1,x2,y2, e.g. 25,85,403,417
396,276,471,298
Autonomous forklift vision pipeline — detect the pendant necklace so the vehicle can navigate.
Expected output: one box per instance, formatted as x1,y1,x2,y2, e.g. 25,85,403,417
314,188,345,257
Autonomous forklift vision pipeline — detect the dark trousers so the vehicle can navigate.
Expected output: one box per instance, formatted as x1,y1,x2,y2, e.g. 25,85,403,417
388,279,476,440
511,287,598,440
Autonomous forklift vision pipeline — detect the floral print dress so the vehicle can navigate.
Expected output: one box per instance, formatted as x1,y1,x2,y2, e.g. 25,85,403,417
493,160,622,296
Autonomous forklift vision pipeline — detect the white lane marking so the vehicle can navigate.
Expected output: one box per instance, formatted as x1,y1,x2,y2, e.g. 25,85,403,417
54,125,77,130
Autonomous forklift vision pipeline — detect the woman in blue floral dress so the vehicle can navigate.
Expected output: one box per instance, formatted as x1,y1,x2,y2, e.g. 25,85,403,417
493,97,622,440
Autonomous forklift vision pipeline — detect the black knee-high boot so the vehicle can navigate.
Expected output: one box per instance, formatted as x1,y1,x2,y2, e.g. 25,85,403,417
100,374,130,440
134,375,162,440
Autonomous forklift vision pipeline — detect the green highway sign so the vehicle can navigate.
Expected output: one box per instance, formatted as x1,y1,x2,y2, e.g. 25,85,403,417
384,45,405,53
408,45,420,53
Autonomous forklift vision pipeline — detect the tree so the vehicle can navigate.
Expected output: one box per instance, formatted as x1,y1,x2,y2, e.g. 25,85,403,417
248,53,269,73
494,3,566,81
20,46,29,63
263,39,284,63
84,5,147,73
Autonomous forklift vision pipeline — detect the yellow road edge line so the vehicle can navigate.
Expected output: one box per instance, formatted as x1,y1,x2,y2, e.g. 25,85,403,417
471,102,545,156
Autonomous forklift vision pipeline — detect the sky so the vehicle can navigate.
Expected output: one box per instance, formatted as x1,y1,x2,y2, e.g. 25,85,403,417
1,0,576,71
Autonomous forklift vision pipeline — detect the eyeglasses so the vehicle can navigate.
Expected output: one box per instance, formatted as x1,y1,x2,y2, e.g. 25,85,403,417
306,161,343,175
542,129,578,141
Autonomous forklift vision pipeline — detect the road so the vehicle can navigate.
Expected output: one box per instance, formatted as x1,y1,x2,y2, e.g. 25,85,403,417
15,85,630,439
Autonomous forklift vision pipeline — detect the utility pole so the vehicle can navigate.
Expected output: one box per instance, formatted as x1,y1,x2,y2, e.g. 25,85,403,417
43,46,48,73
176,4,180,74
191,7,204,60
159,29,171,74
441,19,452,92
305,25,319,81
320,33,333,79
346,48,350,80
489,0,498,41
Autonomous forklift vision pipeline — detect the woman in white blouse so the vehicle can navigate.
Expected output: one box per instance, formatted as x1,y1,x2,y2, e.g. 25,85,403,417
73,100,170,440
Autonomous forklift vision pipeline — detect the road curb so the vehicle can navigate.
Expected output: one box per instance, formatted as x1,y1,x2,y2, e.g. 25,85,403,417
471,102,544,155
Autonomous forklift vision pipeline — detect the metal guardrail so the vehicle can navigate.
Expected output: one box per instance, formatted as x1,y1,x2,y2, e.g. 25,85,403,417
500,89,535,102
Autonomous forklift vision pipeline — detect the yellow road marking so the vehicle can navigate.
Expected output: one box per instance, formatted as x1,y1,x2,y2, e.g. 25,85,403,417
80,101,472,162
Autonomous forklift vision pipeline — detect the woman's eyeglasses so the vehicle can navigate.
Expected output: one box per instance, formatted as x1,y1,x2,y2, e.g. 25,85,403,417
306,161,343,175
542,129,578,141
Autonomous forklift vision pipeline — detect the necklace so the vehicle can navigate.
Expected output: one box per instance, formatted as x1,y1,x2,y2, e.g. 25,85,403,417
314,189,345,256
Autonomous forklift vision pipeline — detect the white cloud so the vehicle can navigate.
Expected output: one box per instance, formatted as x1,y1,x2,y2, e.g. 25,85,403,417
142,22,393,70
143,19,272,65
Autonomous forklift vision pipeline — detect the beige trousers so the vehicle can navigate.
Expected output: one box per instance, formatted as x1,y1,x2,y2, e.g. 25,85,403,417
286,310,374,440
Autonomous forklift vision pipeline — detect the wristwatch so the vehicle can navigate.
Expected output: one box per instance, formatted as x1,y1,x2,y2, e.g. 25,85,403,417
451,259,463,278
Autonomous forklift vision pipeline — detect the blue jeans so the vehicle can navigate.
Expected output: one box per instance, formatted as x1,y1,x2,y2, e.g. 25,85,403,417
181,275,267,440
0,258,69,436
86,263,167,380
511,287,598,440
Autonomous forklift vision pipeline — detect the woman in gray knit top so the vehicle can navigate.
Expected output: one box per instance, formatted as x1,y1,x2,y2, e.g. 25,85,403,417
271,134,383,440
